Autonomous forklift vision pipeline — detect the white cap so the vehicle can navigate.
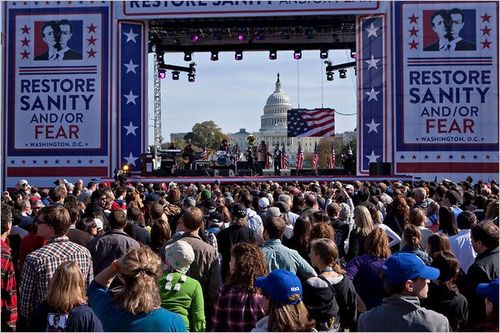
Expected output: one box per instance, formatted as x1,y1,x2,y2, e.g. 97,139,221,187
258,197,270,208
164,240,195,274
19,179,29,186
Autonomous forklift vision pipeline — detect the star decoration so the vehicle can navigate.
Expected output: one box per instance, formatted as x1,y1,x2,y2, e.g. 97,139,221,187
365,118,381,133
481,26,491,36
55,160,59,164
481,13,491,23
448,155,453,159
409,40,419,50
21,24,30,34
123,121,138,136
124,90,139,105
124,28,139,43
87,23,97,33
78,159,82,164
44,160,48,164
89,160,93,164
124,59,139,74
412,155,417,160
100,159,105,164
461,155,466,160
21,37,30,47
486,155,490,159
481,39,491,49
365,150,380,164
400,155,405,160
365,23,379,38
424,155,429,160
408,14,419,24
33,160,37,164
20,49,30,59
21,160,26,164
365,87,380,102
87,36,97,45
87,48,97,58
436,155,441,160
124,152,138,166
365,54,380,70
473,155,478,160
408,26,418,37
66,160,71,164
10,160,15,164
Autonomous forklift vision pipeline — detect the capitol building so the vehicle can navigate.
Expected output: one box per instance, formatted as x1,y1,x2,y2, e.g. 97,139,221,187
230,74,321,165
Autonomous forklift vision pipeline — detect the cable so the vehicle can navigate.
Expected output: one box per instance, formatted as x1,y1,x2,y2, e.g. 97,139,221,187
296,60,300,108
320,58,324,108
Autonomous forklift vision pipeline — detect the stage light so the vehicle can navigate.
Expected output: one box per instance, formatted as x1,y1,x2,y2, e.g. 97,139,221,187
238,33,246,41
293,50,302,60
326,72,334,81
184,51,192,61
156,52,164,64
210,51,219,61
122,164,130,173
158,68,166,79
350,48,357,59
339,69,347,79
320,49,328,59
191,34,200,42
172,70,180,80
269,50,277,60
235,50,243,60
188,73,196,82
303,27,314,39
255,28,266,40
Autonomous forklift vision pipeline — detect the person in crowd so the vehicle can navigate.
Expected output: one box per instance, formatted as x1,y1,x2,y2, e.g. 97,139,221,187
159,240,205,332
346,205,375,261
449,211,477,273
150,218,171,254
76,217,99,238
261,216,316,279
443,190,463,221
383,195,410,236
426,201,441,232
400,224,432,265
326,202,350,257
346,228,391,310
253,269,316,332
420,251,468,331
19,205,93,323
65,202,92,248
127,206,151,245
212,242,267,332
16,199,33,231
89,210,140,275
216,204,256,281
484,200,499,225
304,238,357,331
399,208,432,250
283,215,313,263
426,232,452,260
81,189,108,225
88,246,186,331
1,204,17,332
413,187,434,211
438,206,459,237
357,252,450,331
367,203,401,250
300,193,320,220
470,279,499,331
462,221,499,328
239,193,264,244
310,219,335,242
29,261,103,331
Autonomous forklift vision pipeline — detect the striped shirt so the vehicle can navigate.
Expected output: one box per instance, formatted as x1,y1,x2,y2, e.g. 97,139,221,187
19,236,93,321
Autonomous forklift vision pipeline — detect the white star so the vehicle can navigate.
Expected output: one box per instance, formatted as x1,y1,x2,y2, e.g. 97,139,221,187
123,121,138,136
123,59,138,74
366,150,381,164
365,54,380,70
123,28,139,43
365,23,379,38
124,152,138,166
365,118,381,133
123,90,138,105
365,87,380,102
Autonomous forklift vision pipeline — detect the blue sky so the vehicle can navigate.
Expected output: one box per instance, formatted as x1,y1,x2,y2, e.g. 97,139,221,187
148,49,358,143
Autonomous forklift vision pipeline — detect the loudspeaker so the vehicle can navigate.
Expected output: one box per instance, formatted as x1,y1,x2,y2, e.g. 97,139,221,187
237,169,252,176
291,169,317,176
369,162,392,176
237,161,251,170
215,169,235,177
318,169,336,176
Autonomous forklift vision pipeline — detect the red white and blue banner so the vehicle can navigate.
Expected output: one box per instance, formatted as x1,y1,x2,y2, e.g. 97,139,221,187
393,1,498,178
287,108,335,137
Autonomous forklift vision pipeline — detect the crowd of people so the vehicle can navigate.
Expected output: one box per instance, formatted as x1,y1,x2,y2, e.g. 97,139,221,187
1,176,499,332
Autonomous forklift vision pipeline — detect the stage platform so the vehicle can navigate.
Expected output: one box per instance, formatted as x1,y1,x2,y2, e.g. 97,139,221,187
102,174,415,185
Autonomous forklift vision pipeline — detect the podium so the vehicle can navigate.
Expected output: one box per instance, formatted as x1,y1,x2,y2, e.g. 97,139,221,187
141,153,155,175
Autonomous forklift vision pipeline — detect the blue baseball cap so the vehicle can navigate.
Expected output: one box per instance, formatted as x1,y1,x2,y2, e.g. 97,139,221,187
383,253,440,285
476,279,499,306
255,269,302,305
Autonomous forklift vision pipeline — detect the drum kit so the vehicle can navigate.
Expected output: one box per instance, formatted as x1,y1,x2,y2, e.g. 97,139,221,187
212,150,231,166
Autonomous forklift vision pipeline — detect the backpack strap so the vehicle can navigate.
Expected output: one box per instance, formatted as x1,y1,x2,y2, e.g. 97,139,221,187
318,275,337,296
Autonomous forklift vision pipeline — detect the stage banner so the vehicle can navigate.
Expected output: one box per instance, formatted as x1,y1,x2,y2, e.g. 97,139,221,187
3,2,110,187
358,14,389,175
393,1,499,177
118,22,146,172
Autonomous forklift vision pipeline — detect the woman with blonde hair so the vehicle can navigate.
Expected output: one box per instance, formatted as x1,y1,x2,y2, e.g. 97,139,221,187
346,205,375,261
88,246,186,331
29,261,103,331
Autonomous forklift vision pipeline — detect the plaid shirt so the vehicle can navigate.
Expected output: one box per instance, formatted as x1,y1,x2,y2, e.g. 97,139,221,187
19,236,93,320
211,283,265,332
1,239,18,331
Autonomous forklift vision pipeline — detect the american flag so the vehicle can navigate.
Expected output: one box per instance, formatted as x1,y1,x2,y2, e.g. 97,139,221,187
199,146,207,160
311,142,319,170
281,144,289,169
296,143,304,170
287,108,335,137
328,145,336,169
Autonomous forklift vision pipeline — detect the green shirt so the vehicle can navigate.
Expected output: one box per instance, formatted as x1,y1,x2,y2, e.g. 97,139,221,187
159,272,205,332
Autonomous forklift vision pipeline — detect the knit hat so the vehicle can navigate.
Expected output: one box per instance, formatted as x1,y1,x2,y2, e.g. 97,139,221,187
258,197,270,209
255,269,303,305
164,240,195,274
201,189,212,200
231,204,247,219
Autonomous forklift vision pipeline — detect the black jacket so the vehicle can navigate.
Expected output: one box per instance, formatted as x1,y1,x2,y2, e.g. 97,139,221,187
421,282,468,331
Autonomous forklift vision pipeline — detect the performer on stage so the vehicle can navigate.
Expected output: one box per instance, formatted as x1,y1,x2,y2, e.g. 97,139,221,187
245,147,255,174
182,141,195,170
219,139,230,153
273,143,282,176
342,146,354,175
257,140,267,176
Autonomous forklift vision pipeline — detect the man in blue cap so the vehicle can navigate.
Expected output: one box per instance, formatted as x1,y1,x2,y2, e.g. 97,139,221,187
357,253,450,331
473,279,499,331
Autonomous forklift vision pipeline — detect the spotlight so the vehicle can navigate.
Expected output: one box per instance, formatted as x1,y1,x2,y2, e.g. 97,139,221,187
350,49,357,59
184,51,192,61
191,34,200,42
326,72,334,81
158,68,166,79
255,28,266,40
237,33,246,41
156,52,164,64
172,71,180,80
320,49,328,59
235,50,243,61
269,50,277,60
122,164,130,173
293,50,302,60
339,69,347,79
188,73,196,82
210,51,219,61
303,27,314,39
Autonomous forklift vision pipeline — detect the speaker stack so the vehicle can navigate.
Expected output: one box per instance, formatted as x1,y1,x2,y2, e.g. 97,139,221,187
369,162,392,176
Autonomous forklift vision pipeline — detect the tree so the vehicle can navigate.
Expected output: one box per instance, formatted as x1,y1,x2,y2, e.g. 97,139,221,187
184,121,229,151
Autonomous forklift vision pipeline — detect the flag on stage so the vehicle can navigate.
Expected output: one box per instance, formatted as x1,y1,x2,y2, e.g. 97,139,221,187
200,146,207,160
296,143,304,170
328,145,336,169
281,144,289,169
287,108,335,137
311,142,319,170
